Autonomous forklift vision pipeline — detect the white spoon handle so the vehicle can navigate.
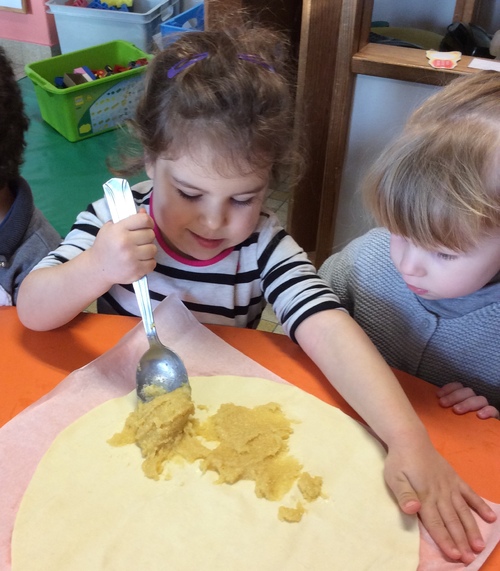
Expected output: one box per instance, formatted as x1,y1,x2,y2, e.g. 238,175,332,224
103,177,158,342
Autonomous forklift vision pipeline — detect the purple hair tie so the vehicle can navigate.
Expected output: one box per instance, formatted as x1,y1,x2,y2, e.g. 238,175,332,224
167,51,209,78
167,51,275,78
237,53,275,72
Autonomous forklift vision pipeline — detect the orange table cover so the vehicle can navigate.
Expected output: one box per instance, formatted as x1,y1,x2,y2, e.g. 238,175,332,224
1,306,499,568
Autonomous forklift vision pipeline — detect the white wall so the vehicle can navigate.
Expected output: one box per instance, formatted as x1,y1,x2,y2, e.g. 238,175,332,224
372,0,500,32
332,76,439,251
331,0,500,252
372,0,453,34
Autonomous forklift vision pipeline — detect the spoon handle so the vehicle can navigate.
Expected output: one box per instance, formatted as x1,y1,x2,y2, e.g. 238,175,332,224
103,178,137,222
103,178,160,343
133,277,160,344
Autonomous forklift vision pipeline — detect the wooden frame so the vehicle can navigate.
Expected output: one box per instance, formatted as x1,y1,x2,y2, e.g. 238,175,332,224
304,0,485,267
287,0,344,258
0,0,27,13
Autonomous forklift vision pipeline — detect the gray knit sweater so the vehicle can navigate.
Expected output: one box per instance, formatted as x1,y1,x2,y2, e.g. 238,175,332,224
319,228,500,408
0,177,61,305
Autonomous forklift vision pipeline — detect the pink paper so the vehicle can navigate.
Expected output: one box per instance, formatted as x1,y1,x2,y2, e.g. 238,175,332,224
0,297,285,569
1,297,499,570
418,515,500,570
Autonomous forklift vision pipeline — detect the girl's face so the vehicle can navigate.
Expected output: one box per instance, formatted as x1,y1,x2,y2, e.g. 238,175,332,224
389,233,500,300
146,147,270,261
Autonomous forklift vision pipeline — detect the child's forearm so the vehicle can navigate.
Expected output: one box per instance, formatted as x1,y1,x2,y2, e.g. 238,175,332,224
295,309,496,563
294,309,426,445
17,250,111,331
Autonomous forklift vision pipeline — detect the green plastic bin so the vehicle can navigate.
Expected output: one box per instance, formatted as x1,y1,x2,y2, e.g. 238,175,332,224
25,40,152,142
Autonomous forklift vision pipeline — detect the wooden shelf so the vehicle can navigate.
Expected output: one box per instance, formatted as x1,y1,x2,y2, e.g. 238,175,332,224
352,43,480,85
310,0,489,267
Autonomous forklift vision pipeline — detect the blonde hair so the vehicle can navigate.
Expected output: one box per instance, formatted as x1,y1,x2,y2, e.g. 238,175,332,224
364,71,500,251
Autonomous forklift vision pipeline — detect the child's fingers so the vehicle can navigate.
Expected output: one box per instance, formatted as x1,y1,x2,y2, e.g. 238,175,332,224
415,485,491,564
120,211,154,231
438,386,476,408
436,382,464,398
459,483,498,526
390,477,467,562
476,405,500,420
384,446,496,564
436,480,496,558
131,228,156,247
451,395,490,414
434,491,482,561
93,219,156,283
137,243,157,262
436,385,497,417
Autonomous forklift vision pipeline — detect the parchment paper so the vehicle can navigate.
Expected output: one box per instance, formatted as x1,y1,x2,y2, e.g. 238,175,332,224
1,296,499,570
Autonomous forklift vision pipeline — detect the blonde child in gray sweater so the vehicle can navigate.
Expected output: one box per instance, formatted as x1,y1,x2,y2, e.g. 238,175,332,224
320,71,500,420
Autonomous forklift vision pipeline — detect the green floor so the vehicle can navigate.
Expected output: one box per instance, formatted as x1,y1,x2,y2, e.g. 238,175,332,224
20,77,144,238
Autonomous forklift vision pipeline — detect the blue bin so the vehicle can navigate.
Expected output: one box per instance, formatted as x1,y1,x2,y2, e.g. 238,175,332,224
160,2,204,39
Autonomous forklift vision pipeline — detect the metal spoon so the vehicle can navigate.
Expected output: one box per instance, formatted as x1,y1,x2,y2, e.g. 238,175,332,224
103,178,190,402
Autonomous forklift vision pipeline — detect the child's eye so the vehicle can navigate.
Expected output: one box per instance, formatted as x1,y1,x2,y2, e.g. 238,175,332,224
231,196,255,207
177,189,200,202
437,252,458,261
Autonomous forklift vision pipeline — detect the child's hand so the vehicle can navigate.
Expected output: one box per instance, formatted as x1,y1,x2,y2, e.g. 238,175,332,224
384,441,497,564
437,382,500,419
91,211,157,287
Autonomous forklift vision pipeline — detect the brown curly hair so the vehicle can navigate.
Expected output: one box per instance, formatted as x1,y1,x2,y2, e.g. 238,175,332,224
110,23,303,186
0,47,29,189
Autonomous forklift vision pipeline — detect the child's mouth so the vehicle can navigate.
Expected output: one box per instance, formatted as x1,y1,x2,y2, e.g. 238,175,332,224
191,231,224,249
406,283,429,296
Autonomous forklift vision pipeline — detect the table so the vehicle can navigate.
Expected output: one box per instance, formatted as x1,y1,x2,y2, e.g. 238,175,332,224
1,306,499,567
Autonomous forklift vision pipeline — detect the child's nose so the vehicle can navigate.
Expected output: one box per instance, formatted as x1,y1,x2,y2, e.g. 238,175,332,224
398,247,426,277
201,204,226,230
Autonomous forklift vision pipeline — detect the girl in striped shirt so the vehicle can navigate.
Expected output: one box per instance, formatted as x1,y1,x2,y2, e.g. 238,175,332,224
17,24,496,562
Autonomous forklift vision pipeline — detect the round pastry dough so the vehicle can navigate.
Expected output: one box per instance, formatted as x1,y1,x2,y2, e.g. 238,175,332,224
12,376,419,570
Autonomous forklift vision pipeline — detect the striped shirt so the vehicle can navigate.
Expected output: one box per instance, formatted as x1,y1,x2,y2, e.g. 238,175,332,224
34,181,341,341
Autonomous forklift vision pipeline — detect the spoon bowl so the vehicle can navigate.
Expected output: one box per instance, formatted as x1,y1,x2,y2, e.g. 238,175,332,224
137,338,189,399
132,276,190,402
103,178,190,402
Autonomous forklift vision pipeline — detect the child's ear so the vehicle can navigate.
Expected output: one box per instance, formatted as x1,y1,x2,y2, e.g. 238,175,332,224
145,156,155,180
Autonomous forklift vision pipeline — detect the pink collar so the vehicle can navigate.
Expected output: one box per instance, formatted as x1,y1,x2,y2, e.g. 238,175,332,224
150,190,234,267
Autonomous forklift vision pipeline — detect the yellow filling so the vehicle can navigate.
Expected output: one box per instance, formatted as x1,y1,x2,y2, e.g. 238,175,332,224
108,385,194,479
278,502,305,523
109,386,323,521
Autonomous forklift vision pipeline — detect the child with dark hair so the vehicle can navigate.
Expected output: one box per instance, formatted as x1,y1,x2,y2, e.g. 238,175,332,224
320,71,500,419
0,47,60,305
18,27,496,563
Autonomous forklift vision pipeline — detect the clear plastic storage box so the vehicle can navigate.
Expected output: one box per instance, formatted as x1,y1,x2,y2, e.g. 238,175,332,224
46,0,179,54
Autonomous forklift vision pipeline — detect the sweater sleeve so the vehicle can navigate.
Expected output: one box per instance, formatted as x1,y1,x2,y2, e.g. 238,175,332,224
318,233,368,315
11,210,61,303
